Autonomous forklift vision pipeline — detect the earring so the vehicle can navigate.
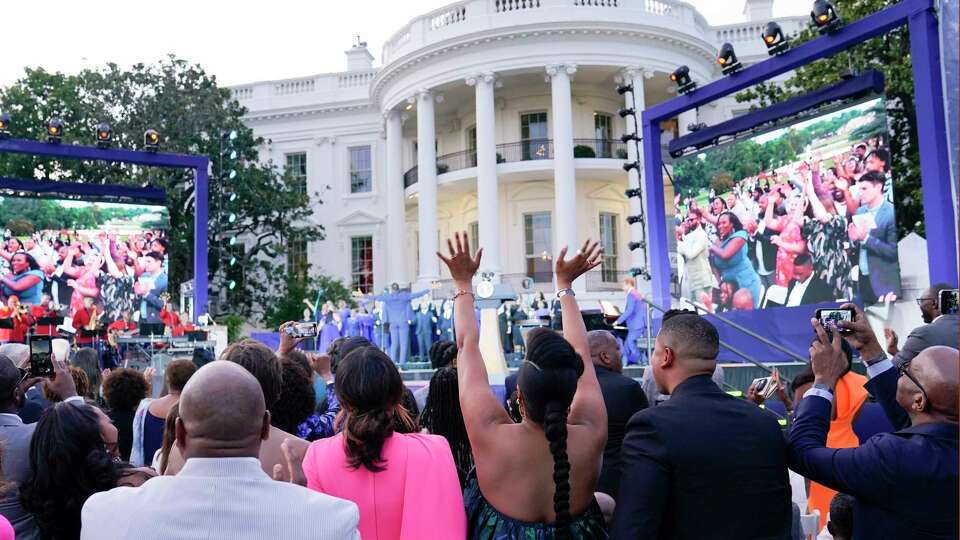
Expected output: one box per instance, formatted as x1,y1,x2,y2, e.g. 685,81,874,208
517,398,526,419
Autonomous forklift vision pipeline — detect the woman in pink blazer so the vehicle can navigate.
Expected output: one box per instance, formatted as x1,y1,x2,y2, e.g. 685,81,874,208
301,347,466,540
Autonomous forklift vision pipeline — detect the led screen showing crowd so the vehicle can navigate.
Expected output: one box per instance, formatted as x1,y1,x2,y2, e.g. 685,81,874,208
670,96,901,313
0,195,170,336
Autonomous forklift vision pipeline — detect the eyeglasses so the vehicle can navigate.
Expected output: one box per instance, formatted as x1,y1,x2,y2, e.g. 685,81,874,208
897,361,929,404
915,297,934,306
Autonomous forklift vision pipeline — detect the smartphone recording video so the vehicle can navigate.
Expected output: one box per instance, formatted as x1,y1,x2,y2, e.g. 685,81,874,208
939,289,959,315
29,337,54,378
284,322,319,339
816,308,854,333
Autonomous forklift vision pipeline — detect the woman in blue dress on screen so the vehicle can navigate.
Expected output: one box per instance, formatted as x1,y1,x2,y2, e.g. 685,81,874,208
708,211,762,309
0,252,45,306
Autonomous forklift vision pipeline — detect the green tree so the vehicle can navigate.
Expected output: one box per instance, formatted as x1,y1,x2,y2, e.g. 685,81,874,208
0,57,324,319
261,272,355,329
735,0,922,236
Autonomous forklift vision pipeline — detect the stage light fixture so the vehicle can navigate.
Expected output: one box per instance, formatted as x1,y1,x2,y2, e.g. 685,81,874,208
226,255,238,267
0,113,10,139
227,280,237,290
717,43,742,75
95,122,112,148
220,212,237,225
620,133,640,143
811,0,842,33
227,191,238,203
616,83,633,95
629,267,651,280
669,66,696,95
144,129,161,151
222,130,238,142
626,215,642,225
687,122,708,132
763,22,790,55
224,149,238,160
46,118,64,143
624,188,641,198
628,241,646,251
623,161,640,172
617,107,635,118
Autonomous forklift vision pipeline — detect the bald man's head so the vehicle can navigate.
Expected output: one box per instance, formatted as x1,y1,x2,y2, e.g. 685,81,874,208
587,330,623,373
176,361,270,460
897,346,959,424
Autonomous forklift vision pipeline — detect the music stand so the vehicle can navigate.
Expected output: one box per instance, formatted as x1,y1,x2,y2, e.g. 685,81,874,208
139,323,166,337
0,319,12,330
36,317,64,327
184,330,207,342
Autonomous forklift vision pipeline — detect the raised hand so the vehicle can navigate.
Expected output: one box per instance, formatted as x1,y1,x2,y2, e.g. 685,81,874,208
836,302,884,360
555,239,602,290
809,318,848,390
883,327,899,356
437,231,482,285
272,438,307,486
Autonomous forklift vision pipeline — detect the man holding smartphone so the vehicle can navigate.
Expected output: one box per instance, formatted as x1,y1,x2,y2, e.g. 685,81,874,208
885,283,959,367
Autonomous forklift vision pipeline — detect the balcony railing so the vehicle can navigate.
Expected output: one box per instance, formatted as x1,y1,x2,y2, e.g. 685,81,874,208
403,138,625,187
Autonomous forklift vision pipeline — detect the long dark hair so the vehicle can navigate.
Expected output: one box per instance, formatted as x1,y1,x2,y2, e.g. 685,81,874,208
518,328,584,536
12,252,39,273
336,347,415,472
419,366,472,487
20,403,123,540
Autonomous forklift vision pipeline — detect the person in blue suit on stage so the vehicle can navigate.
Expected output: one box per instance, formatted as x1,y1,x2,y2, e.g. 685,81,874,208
414,302,436,362
367,283,430,365
614,277,647,366
337,300,352,337
438,300,454,342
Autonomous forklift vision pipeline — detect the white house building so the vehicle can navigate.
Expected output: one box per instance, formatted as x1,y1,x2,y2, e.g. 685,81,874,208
231,0,806,300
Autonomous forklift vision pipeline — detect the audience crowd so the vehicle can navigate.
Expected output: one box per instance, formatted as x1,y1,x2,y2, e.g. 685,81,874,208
0,232,953,539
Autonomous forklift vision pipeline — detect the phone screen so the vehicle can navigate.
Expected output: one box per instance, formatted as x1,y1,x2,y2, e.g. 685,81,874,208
940,289,959,315
29,338,54,377
817,308,853,332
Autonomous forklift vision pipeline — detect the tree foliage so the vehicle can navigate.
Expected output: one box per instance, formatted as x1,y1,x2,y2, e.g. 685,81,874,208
262,272,355,329
0,57,325,320
735,0,922,236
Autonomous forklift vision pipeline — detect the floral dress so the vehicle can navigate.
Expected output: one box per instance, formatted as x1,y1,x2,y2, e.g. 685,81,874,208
97,272,137,322
802,215,853,300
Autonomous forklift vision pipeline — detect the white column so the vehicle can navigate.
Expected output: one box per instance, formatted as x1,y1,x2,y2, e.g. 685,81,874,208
416,90,440,285
622,67,652,269
385,111,407,285
678,108,699,136
466,73,500,278
546,63,581,291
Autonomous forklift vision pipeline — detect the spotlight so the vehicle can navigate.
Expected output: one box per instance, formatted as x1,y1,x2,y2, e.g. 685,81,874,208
717,43,742,75
626,215,642,225
687,122,708,132
46,118,64,143
624,188,641,198
226,255,238,267
628,241,646,251
623,161,640,172
629,267,651,280
220,212,237,225
224,149,238,160
620,133,640,143
222,130,238,141
811,0,842,33
221,170,237,181
669,66,696,95
144,129,161,151
763,22,790,55
617,107,635,118
95,122,112,148
616,83,633,95
0,113,10,139
227,191,238,203
227,280,237,290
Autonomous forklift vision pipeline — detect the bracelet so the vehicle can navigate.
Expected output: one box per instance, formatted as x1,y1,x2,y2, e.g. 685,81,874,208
452,289,474,301
556,288,575,299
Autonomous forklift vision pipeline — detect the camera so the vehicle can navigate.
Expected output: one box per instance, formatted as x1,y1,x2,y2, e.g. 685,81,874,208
939,289,958,315
284,322,318,339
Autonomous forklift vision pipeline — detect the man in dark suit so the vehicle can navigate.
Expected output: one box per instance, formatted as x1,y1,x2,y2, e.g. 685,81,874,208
0,351,80,540
789,310,958,539
586,330,648,499
611,311,792,539
885,283,959,368
848,171,901,303
785,253,834,306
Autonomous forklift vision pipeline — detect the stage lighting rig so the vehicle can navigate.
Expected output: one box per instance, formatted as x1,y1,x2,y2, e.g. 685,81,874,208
626,215,643,225
628,241,646,251
624,188,641,198
225,255,238,267
717,43,742,75
687,122,708,132
616,83,633,96
0,113,10,139
623,161,640,173
811,0,842,34
227,280,237,291
617,107,635,118
620,133,640,144
669,66,696,95
629,267,651,280
95,123,112,148
144,129,161,151
223,129,238,142
220,212,237,225
46,118,64,143
226,190,238,203
763,22,790,55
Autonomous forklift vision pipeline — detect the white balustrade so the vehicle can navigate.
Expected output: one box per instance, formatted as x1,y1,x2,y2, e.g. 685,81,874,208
430,3,468,30
574,0,618,6
337,71,375,88
495,0,541,11
232,87,253,101
274,78,316,96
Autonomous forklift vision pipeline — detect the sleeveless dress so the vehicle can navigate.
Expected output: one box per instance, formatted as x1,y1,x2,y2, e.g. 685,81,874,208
710,230,762,309
463,470,608,539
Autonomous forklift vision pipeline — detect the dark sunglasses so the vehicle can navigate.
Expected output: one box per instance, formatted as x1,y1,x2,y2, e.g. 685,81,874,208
897,361,929,404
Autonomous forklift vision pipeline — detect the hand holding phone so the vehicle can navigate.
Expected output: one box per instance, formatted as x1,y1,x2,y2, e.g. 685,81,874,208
815,308,854,334
29,337,54,378
939,289,959,315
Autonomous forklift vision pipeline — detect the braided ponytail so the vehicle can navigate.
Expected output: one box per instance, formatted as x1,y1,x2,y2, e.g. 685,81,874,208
544,401,572,539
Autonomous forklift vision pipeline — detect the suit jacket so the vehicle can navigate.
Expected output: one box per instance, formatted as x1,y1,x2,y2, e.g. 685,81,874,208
614,289,647,331
785,275,834,306
138,271,168,324
677,226,712,291
855,201,901,298
595,366,648,498
892,314,958,367
80,457,360,540
787,389,958,539
611,375,792,540
0,415,40,540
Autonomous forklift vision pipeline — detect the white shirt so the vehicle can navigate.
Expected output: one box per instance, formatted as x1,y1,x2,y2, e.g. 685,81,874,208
80,457,360,540
786,275,814,307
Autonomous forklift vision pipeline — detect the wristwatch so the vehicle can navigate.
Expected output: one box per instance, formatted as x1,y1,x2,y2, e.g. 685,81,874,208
556,288,576,299
812,382,834,395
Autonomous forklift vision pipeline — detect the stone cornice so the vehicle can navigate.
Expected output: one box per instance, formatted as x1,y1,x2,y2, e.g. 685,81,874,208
242,101,377,122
